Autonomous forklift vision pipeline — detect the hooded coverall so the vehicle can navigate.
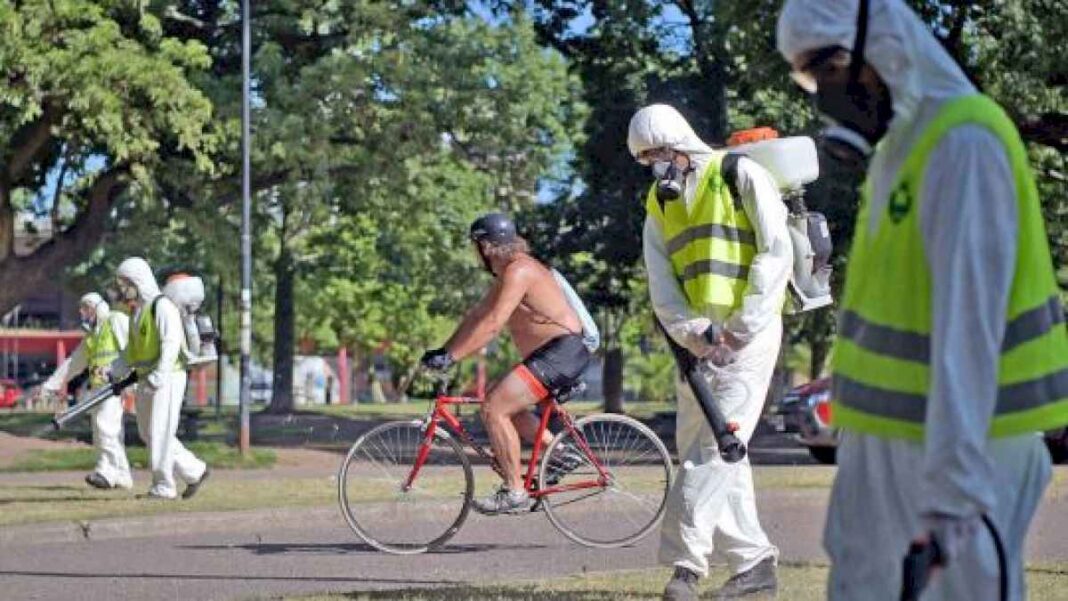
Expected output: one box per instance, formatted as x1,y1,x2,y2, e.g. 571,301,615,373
629,105,793,578
44,294,133,488
117,257,207,499
777,1,1061,598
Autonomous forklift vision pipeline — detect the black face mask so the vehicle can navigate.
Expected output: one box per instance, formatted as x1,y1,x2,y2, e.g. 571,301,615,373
653,160,685,202
811,0,890,167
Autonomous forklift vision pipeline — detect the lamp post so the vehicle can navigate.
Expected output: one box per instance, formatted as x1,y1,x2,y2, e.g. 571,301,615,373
238,0,252,454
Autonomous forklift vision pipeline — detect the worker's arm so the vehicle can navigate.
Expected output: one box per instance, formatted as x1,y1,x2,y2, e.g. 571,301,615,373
724,157,793,344
147,299,186,390
643,215,713,355
444,261,531,360
919,125,1016,521
42,342,88,393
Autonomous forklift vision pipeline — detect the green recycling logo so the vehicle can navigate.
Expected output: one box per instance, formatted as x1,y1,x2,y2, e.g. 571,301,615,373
888,183,912,223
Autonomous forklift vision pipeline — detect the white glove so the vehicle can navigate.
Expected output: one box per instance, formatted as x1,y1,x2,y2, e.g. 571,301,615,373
110,357,133,381
669,317,716,356
921,513,983,564
146,370,164,391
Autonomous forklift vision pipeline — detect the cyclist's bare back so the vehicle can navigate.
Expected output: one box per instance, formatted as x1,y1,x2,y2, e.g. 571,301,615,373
503,256,581,355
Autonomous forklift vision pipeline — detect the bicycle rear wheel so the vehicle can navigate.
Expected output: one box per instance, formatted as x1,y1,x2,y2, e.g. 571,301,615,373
540,413,672,548
338,420,473,554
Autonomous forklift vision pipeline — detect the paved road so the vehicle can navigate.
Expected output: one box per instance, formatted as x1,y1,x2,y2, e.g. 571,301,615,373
0,489,825,601
3,482,1068,601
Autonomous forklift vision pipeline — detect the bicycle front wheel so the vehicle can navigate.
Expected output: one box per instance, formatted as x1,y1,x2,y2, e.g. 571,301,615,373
338,420,473,554
540,413,672,548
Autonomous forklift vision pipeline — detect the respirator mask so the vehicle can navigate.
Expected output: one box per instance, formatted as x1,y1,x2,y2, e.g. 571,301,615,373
652,160,686,202
792,0,884,168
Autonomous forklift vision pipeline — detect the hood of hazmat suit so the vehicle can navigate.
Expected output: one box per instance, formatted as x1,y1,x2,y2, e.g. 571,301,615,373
116,257,163,305
80,292,110,334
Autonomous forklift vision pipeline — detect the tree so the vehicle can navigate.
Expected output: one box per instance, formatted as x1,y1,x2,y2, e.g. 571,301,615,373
297,14,584,403
0,0,215,313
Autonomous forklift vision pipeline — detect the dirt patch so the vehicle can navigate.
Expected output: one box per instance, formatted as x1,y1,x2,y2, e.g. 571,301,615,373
0,431,89,468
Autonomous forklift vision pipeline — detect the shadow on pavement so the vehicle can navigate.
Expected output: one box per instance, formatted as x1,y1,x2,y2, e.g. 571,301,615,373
179,542,550,555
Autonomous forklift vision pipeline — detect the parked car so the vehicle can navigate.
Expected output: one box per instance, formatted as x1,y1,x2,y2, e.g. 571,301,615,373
776,377,1068,465
0,378,23,409
775,377,836,464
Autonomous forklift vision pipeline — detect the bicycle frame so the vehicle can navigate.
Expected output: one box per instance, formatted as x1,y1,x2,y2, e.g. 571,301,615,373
403,392,612,499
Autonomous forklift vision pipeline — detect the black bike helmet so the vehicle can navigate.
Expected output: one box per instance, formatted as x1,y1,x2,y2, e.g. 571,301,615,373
469,212,517,245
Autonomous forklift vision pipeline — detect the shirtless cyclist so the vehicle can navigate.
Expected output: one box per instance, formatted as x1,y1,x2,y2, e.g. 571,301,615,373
420,213,591,515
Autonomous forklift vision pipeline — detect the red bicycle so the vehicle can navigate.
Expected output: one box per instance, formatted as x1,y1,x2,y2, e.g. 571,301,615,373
337,377,673,555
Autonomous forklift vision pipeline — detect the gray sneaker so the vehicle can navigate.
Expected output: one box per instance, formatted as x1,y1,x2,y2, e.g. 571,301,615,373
182,467,211,500
712,557,777,599
663,566,700,601
472,486,530,515
545,443,586,486
84,472,111,489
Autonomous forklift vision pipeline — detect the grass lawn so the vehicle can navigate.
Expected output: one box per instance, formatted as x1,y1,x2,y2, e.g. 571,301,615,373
0,441,275,472
0,411,85,441
284,562,1068,600
0,472,331,526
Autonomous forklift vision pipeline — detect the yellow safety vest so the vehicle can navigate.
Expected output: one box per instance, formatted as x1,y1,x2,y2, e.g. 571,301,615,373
832,94,1068,440
645,153,762,311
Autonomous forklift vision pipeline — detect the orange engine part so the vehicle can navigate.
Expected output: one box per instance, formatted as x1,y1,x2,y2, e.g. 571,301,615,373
727,127,779,147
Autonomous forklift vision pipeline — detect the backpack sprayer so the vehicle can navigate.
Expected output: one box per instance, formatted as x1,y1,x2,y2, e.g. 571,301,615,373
51,274,218,431
726,127,833,314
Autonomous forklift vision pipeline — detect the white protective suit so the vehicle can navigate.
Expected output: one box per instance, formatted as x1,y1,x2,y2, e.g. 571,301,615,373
778,1,1052,599
117,258,207,499
629,105,793,577
43,293,133,489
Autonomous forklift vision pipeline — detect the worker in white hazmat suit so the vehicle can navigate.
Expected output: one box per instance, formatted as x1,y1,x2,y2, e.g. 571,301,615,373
41,293,133,489
777,1,1068,599
628,104,792,600
112,257,210,500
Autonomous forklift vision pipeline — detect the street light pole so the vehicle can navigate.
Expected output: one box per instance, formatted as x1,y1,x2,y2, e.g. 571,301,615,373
238,0,252,455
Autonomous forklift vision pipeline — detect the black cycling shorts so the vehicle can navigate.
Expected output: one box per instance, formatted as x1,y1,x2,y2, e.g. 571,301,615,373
517,334,591,403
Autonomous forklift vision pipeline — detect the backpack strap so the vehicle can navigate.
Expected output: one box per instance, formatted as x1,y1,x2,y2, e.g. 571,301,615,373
720,152,745,210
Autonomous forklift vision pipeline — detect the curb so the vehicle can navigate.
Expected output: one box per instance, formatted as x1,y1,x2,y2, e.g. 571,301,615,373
0,505,341,546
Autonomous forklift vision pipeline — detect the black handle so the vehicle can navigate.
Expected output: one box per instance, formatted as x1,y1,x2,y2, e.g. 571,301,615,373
656,318,746,464
900,539,942,601
52,372,138,430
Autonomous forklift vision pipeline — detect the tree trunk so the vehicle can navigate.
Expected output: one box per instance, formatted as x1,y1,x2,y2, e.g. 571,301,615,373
267,235,296,414
810,337,830,381
0,179,13,263
603,347,624,414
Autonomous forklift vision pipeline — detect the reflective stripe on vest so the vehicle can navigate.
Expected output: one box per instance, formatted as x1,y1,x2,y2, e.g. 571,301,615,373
831,94,1068,440
645,153,757,311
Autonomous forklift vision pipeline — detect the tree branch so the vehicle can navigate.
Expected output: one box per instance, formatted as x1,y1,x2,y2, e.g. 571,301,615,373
0,166,129,314
6,103,61,181
1018,112,1068,152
